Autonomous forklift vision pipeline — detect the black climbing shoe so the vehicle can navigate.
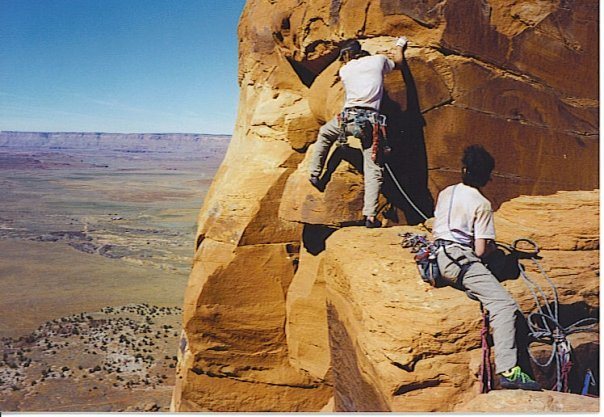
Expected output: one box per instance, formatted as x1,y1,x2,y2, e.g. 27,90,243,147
309,176,324,191
365,218,382,228
499,366,542,391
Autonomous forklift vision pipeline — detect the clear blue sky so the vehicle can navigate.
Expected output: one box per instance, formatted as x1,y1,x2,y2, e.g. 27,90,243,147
0,0,246,134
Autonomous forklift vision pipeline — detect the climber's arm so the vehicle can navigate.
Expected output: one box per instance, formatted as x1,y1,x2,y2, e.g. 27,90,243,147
475,238,496,259
392,36,407,69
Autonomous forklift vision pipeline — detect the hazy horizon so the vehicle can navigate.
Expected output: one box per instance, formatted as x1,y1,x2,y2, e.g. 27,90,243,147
1,130,232,136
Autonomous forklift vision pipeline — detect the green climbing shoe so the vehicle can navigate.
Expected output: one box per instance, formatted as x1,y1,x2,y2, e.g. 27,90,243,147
499,366,542,391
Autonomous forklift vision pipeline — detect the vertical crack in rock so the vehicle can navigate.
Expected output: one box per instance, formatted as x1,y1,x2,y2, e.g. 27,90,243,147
330,0,342,25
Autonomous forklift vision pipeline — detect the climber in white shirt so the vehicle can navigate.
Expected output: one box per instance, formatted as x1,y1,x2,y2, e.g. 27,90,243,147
433,145,541,391
309,37,408,228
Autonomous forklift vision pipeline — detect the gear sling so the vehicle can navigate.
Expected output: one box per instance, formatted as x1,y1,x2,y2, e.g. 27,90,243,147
414,184,480,289
335,107,390,161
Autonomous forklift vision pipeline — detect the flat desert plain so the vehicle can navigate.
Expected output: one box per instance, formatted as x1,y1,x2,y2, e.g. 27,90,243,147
0,133,229,411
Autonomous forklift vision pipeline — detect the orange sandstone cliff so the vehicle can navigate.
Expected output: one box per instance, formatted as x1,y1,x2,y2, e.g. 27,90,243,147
171,0,598,412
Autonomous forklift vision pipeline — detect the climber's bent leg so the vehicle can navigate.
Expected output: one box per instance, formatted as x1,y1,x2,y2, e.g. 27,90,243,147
309,117,340,179
462,263,519,374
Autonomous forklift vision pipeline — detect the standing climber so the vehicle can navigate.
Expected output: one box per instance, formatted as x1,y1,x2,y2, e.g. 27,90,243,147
432,145,541,391
308,37,408,228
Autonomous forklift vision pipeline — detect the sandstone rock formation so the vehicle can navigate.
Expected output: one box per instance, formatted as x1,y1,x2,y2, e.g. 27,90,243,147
322,190,598,412
454,389,599,412
172,0,598,412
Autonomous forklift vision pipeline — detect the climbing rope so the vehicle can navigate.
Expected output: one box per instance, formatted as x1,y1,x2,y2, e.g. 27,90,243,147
384,162,430,223
400,233,598,393
479,306,493,393
497,238,598,392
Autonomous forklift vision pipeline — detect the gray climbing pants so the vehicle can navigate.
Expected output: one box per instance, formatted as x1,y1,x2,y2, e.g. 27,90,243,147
436,244,519,374
309,115,383,217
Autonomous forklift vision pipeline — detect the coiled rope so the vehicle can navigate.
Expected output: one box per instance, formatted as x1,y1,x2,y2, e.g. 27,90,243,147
498,239,598,392
401,232,598,392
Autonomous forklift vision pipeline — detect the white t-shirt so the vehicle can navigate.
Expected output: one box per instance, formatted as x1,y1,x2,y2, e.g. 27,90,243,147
339,54,395,111
432,183,496,247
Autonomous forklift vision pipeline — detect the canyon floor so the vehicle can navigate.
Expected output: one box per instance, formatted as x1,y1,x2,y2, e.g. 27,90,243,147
0,140,228,411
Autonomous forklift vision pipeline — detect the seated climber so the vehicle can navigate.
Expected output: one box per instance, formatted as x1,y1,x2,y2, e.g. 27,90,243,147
432,144,541,391
308,37,408,228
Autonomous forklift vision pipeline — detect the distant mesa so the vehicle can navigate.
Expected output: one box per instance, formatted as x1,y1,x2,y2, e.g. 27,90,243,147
0,131,231,152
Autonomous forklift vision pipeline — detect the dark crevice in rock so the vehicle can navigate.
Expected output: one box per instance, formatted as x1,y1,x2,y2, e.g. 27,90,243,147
359,2,371,35
420,98,454,114
286,242,301,274
440,103,599,138
286,57,320,87
195,234,205,251
391,361,413,372
393,379,441,396
284,41,340,87
303,224,337,256
555,301,599,327
407,15,438,29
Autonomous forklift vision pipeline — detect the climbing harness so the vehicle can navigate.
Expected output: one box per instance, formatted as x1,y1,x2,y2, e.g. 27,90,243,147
335,107,388,162
399,233,477,289
336,107,431,224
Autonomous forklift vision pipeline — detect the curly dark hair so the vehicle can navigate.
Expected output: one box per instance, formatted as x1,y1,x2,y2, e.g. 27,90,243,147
461,145,495,188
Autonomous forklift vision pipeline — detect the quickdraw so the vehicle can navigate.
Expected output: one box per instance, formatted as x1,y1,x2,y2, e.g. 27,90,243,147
371,113,388,162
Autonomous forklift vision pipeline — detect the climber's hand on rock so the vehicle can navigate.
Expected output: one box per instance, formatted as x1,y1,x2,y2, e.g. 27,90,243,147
395,36,408,49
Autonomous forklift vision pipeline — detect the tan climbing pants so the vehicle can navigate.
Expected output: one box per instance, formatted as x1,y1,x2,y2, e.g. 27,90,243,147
436,244,519,374
309,115,383,217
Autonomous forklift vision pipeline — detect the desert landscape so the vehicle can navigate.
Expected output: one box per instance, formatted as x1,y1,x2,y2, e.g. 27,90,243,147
2,0,600,413
0,131,229,411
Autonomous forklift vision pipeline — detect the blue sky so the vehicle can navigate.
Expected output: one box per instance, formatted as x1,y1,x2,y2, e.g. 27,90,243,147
0,0,246,134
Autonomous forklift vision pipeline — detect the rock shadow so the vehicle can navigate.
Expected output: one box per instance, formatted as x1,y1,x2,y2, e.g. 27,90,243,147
302,224,336,256
318,143,364,188
327,303,391,411
381,59,434,225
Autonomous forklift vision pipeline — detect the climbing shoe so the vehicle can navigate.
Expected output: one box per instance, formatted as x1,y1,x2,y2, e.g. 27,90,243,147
309,176,324,191
365,218,382,228
499,366,542,391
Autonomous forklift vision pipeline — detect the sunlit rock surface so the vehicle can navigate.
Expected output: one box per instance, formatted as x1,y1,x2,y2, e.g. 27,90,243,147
172,0,598,412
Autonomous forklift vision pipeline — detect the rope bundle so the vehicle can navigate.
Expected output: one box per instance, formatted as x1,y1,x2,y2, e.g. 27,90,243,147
500,239,598,392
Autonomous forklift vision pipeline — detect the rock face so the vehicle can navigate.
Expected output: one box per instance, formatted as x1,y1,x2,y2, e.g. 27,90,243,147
322,190,598,412
454,390,599,412
172,0,598,412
